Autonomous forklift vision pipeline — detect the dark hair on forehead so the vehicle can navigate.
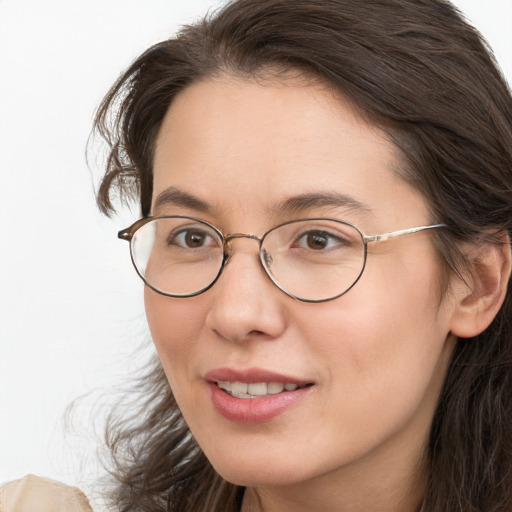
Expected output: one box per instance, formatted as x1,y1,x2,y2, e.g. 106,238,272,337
94,1,512,510
96,0,512,229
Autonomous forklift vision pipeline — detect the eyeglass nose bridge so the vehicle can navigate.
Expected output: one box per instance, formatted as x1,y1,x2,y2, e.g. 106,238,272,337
221,233,275,288
223,232,262,258
225,233,261,242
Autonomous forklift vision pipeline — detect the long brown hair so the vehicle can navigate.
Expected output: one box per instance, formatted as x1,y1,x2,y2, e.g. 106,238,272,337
93,1,512,510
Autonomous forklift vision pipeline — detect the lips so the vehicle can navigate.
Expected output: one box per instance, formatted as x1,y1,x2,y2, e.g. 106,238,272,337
205,368,314,423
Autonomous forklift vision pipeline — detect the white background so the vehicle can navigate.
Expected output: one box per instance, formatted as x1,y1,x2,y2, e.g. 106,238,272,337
0,0,511,505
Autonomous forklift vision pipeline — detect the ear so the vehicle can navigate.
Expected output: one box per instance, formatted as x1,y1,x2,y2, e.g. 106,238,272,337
449,233,511,339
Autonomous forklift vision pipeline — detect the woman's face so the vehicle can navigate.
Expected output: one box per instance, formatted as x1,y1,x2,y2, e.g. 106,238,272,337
146,75,459,499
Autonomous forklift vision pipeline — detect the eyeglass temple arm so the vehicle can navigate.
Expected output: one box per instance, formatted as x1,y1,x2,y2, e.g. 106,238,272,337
364,224,447,243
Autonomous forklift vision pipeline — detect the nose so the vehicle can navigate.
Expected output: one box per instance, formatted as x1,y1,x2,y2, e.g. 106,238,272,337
205,238,287,343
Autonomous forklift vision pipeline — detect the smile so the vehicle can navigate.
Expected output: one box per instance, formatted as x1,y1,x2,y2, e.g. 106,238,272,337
205,368,314,422
216,381,307,398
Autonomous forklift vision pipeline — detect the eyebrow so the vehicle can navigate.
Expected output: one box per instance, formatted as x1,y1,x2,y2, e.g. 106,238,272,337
153,186,372,217
273,191,373,216
153,187,213,214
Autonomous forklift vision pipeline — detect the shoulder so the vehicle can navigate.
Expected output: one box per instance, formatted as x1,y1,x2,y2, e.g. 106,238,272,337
0,474,93,512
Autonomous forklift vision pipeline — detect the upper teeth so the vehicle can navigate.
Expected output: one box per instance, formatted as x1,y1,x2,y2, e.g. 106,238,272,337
217,381,300,398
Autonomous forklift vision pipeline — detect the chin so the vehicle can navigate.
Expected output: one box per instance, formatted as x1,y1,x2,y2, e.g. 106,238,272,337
217,468,303,488
206,450,317,488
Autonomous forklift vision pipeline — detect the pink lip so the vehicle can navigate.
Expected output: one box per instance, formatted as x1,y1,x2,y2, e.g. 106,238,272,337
204,367,314,424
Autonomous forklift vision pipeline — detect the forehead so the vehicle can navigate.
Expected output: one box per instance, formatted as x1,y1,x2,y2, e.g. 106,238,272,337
152,75,428,228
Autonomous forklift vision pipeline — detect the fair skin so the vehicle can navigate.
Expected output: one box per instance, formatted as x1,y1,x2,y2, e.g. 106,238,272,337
144,75,503,512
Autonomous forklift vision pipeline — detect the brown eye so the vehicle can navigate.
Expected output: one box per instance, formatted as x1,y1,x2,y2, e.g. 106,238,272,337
292,229,350,252
167,228,216,249
306,232,329,250
185,230,207,247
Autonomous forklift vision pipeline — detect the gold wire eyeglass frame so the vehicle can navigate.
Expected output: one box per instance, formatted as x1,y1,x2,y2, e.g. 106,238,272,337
118,216,448,303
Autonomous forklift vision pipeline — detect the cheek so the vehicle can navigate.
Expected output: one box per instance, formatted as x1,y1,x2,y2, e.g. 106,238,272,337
305,252,453,413
144,288,207,387
360,258,447,363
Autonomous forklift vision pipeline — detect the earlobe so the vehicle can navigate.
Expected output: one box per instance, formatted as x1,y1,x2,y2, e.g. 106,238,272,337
449,233,511,339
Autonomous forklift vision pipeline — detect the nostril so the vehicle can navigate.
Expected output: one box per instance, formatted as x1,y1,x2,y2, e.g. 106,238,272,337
248,329,266,337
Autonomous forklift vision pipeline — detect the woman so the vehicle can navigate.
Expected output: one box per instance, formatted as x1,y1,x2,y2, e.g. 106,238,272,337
3,0,509,511
92,0,512,511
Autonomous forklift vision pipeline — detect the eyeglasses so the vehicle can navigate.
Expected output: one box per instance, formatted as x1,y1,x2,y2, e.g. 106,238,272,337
118,216,447,303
